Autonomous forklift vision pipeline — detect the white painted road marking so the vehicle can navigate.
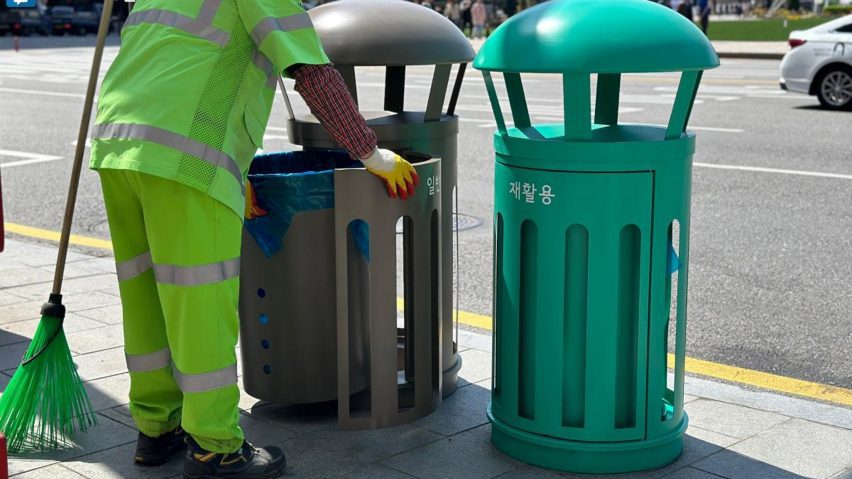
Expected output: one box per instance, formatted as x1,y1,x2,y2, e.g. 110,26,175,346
695,162,852,180
0,150,63,169
690,126,745,133
0,87,85,99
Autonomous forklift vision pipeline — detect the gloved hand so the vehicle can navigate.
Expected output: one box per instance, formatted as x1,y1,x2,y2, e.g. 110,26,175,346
361,148,420,200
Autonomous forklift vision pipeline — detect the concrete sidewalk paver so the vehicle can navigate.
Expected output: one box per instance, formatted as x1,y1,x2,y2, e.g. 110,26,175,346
60,442,184,479
412,378,492,436
1,238,851,479
8,464,88,479
382,424,522,479
277,424,443,478
684,399,791,439
698,418,852,479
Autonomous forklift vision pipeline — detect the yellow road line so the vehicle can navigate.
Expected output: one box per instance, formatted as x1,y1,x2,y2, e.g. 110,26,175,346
674,355,852,407
396,298,494,331
9,223,851,407
4,222,113,250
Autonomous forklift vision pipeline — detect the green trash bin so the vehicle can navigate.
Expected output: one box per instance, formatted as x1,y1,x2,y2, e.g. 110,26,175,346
473,0,719,474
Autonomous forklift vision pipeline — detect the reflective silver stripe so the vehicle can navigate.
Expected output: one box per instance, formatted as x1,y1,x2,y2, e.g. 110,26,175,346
124,0,230,47
249,13,314,47
153,258,240,287
92,123,243,190
126,348,171,373
116,251,153,282
172,363,237,393
252,51,277,89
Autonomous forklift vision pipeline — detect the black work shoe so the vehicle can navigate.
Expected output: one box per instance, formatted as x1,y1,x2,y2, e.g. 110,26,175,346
134,427,187,466
183,437,286,479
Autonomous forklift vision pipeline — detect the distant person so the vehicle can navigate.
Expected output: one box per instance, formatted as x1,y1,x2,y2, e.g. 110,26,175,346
420,0,433,9
461,0,473,35
505,0,517,17
471,0,488,39
444,0,462,28
677,0,694,21
698,0,712,34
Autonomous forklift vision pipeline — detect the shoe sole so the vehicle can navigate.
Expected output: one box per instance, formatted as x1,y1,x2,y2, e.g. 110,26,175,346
183,461,286,479
183,469,284,479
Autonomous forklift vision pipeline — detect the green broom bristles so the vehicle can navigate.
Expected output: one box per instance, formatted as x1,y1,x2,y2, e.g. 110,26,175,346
0,297,97,453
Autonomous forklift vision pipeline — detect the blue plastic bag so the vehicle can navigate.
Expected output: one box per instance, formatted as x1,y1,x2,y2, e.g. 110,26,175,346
244,150,369,259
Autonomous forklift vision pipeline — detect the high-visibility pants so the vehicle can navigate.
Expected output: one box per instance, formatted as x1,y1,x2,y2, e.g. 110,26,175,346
99,169,244,453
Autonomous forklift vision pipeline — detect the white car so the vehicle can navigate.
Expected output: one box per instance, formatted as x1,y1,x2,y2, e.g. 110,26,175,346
780,15,852,110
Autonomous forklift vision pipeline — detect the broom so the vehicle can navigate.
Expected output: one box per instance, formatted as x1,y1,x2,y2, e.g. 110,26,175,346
0,0,115,453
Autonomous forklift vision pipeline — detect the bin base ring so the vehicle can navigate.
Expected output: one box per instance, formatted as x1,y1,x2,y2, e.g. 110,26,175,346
488,404,687,474
441,352,463,398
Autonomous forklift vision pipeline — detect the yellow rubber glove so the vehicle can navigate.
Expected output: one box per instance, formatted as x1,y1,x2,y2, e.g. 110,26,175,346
245,180,268,220
361,148,420,200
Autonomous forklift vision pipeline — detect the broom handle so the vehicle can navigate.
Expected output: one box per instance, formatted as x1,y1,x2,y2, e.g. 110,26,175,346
52,0,115,296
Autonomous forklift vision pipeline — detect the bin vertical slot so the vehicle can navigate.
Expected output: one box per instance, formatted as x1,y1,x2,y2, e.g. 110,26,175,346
493,213,505,402
498,213,521,418
594,74,621,126
663,220,681,420
563,224,588,429
341,219,372,422
371,220,401,424
400,216,415,392
504,72,531,130
563,73,592,141
384,66,406,113
431,210,442,399
615,225,641,430
666,71,702,140
518,219,538,421
674,219,689,422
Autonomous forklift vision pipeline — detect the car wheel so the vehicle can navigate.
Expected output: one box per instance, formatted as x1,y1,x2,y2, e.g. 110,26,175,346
816,66,852,111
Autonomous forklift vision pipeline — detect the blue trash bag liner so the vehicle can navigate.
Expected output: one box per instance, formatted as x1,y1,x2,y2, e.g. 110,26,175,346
244,150,370,259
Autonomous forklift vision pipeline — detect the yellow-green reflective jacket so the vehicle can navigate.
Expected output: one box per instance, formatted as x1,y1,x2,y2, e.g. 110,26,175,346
90,0,329,217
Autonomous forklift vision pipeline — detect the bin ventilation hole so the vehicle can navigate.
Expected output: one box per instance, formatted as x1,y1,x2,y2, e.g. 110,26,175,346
261,339,270,349
259,314,269,325
263,365,272,375
257,288,266,298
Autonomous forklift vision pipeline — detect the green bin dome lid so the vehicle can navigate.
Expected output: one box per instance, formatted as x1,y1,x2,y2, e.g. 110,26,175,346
309,0,475,66
474,0,720,74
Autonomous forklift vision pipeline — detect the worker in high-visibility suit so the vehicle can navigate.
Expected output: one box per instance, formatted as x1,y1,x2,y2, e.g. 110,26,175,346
90,1,418,478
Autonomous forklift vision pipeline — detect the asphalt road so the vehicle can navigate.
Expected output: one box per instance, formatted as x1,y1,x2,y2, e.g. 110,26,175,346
1,37,850,389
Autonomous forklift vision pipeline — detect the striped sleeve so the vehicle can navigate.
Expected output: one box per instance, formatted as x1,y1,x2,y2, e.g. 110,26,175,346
237,0,330,77
293,65,378,160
